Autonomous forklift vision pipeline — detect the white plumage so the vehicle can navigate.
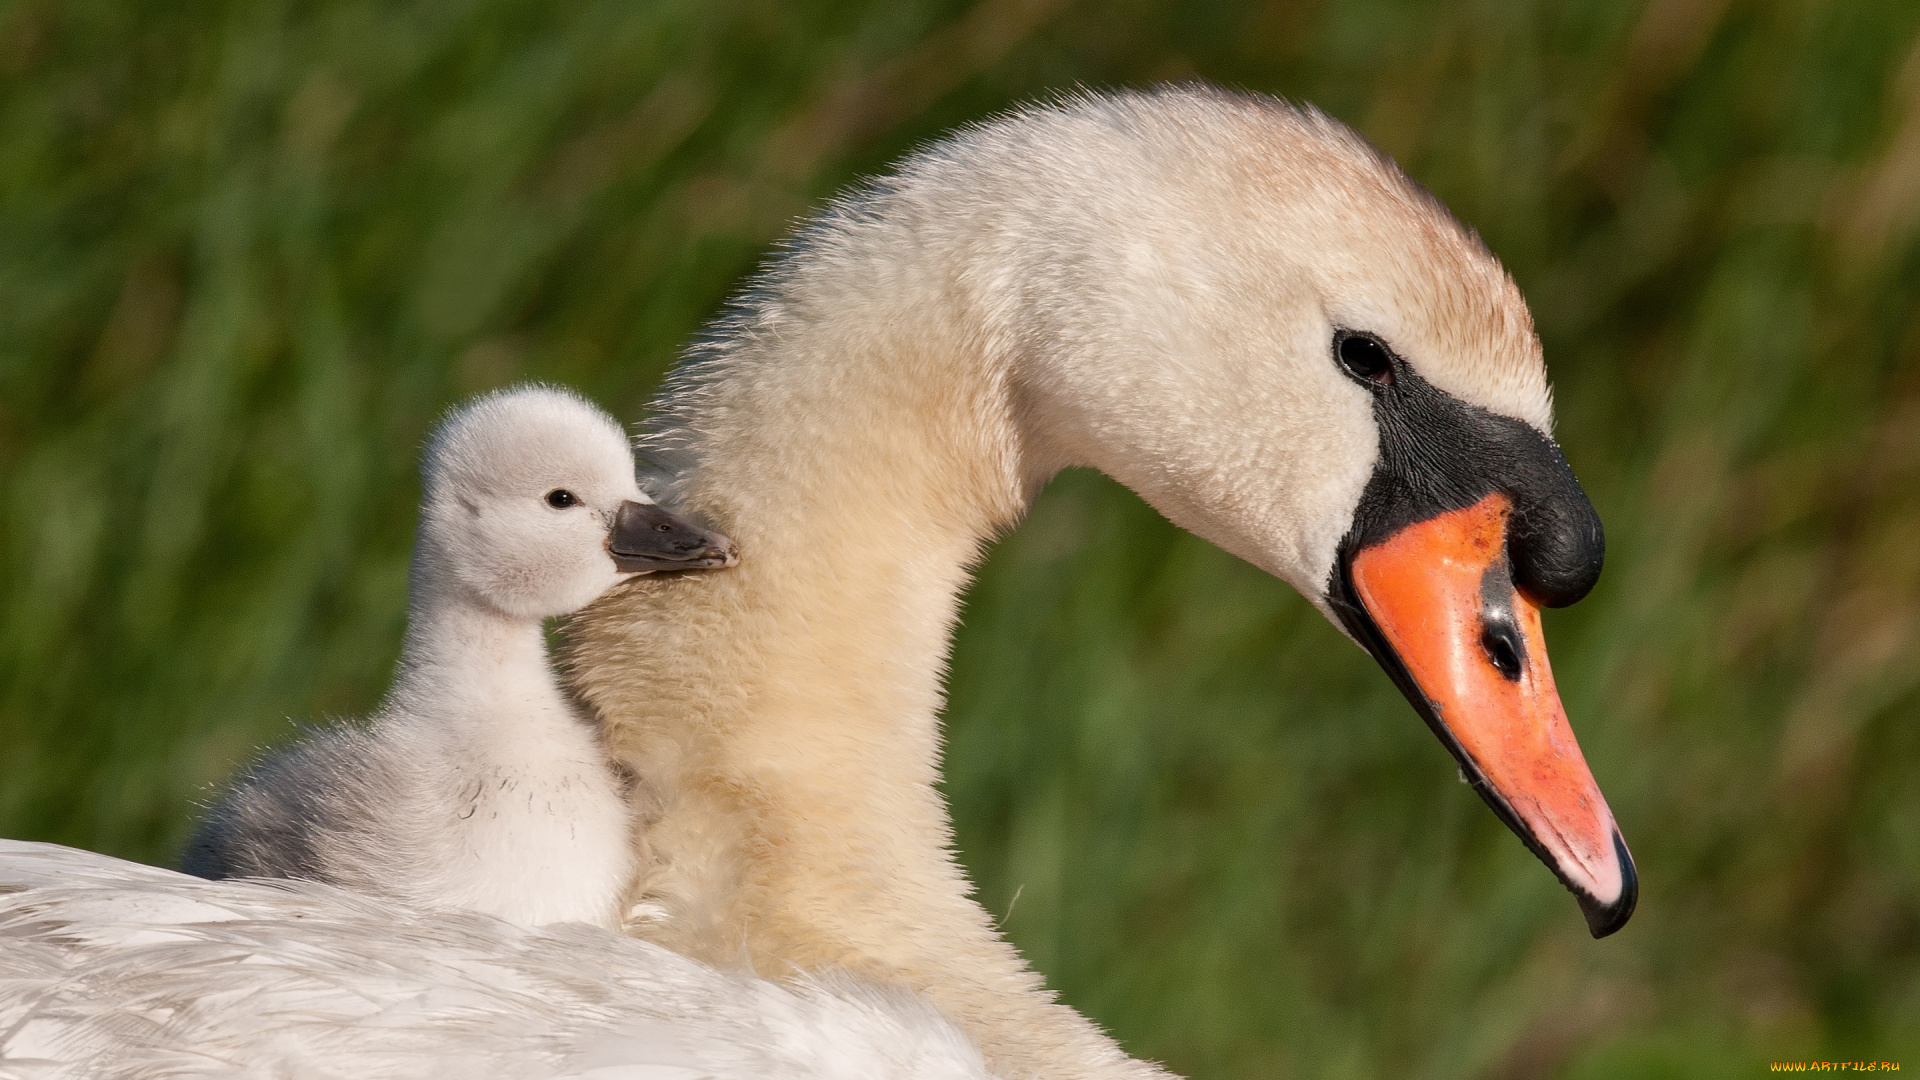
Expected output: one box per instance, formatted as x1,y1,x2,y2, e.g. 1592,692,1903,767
0,841,990,1080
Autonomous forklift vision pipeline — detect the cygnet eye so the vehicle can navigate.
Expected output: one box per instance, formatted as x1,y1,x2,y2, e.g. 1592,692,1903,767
1335,331,1396,387
545,489,579,509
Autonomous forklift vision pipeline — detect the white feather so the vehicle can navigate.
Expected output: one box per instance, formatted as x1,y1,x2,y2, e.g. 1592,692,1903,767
0,841,992,1080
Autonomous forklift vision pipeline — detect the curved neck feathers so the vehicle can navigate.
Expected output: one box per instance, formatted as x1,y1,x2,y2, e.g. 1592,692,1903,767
568,211,1169,1080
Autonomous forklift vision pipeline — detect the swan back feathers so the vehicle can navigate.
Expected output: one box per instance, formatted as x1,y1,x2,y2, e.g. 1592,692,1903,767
0,841,993,1080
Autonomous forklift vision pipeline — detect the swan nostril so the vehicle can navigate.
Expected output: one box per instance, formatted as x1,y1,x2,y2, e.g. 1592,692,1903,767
1481,621,1523,681
1477,556,1527,682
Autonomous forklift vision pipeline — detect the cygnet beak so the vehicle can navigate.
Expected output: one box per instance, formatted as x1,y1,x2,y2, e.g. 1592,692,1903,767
607,500,739,573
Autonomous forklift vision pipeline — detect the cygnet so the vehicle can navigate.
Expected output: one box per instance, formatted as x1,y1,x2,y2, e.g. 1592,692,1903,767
182,385,735,929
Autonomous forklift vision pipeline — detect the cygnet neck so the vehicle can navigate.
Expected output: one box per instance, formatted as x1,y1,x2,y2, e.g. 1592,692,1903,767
387,549,575,746
568,197,1166,1079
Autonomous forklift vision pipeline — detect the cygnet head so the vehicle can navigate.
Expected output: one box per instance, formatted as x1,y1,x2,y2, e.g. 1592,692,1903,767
418,386,736,620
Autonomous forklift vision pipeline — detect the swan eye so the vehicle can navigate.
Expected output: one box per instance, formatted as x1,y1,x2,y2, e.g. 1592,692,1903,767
545,489,579,509
1336,332,1396,387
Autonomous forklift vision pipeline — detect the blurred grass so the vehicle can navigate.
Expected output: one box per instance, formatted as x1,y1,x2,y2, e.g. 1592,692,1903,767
4,0,1920,1076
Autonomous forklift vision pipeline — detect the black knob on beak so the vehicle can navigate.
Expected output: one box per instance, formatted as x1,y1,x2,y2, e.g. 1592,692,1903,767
1505,435,1604,609
608,500,738,573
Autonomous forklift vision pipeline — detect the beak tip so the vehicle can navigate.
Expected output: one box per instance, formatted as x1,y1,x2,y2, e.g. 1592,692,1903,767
1577,830,1638,939
687,535,739,569
608,501,740,573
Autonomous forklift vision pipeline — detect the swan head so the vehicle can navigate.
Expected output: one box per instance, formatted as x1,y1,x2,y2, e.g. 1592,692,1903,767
418,385,737,620
997,89,1631,936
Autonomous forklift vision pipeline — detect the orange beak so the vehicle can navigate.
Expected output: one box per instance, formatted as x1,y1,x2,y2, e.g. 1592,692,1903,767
1347,493,1635,936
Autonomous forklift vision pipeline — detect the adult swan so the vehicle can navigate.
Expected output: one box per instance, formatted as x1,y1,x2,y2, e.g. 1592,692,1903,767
1,86,1632,1080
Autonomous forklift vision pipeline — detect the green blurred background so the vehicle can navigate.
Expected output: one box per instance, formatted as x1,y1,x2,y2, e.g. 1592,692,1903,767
4,0,1919,1075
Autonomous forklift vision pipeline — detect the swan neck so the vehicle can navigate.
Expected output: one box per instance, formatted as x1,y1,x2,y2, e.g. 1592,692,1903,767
571,225,1165,1080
